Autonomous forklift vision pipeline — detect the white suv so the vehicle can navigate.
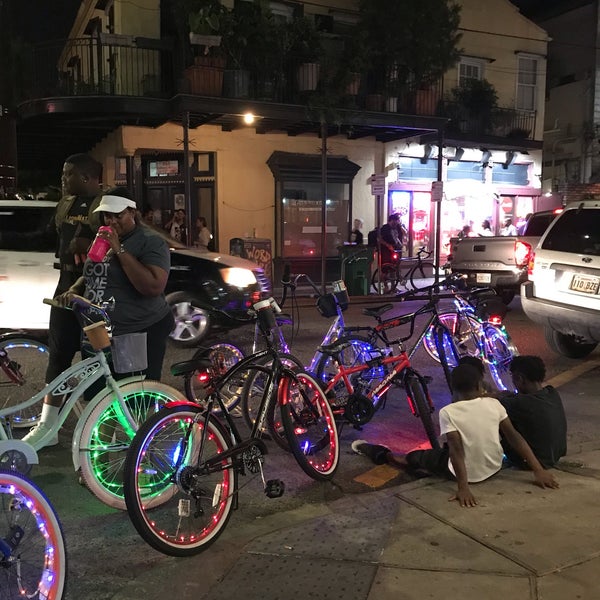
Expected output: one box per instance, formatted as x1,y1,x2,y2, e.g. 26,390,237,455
521,200,600,358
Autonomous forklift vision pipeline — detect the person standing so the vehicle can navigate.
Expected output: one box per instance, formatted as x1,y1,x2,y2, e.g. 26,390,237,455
36,155,103,445
379,213,402,263
349,218,364,245
196,216,212,251
500,218,518,236
479,220,493,236
23,189,174,448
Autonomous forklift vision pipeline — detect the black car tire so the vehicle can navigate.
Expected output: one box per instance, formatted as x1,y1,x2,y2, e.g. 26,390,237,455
544,326,597,359
167,291,211,347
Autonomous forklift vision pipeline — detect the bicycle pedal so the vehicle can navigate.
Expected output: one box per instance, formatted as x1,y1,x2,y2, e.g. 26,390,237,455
264,479,285,498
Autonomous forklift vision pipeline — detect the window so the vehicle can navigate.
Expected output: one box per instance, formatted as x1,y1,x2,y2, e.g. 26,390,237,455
517,55,538,111
458,58,483,86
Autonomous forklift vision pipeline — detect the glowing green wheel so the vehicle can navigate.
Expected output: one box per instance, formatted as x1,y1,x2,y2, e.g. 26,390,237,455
77,381,182,510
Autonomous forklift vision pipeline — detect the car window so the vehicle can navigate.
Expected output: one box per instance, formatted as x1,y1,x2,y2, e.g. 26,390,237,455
0,205,56,252
541,208,600,256
524,213,556,236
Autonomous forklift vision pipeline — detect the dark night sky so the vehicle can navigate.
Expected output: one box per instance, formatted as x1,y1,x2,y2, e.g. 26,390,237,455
13,0,80,41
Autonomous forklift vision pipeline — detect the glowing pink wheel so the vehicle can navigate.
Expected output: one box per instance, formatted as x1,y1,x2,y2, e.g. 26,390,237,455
0,470,67,599
279,371,339,481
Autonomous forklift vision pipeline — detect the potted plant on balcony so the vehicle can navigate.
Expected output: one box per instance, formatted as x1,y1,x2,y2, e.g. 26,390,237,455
288,15,323,93
450,78,499,134
184,0,228,96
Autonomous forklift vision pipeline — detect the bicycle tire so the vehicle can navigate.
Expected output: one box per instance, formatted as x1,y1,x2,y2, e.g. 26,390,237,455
77,380,183,510
371,263,399,294
184,342,245,410
241,354,304,451
422,311,481,365
314,334,388,412
483,324,518,392
0,335,49,428
409,261,435,290
405,372,439,450
280,371,339,481
123,404,235,557
434,324,461,393
0,469,68,600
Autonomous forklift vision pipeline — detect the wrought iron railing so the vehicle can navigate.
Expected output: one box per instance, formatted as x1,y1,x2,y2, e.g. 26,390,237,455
21,37,535,141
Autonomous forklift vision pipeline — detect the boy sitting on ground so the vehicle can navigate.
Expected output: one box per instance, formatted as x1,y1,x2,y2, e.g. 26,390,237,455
352,363,559,507
499,355,567,469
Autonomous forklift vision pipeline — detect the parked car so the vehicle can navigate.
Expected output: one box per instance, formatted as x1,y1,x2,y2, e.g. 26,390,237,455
521,200,600,358
0,199,270,346
446,208,563,304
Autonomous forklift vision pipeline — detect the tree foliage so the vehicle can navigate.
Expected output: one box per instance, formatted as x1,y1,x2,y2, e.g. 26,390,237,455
358,0,462,91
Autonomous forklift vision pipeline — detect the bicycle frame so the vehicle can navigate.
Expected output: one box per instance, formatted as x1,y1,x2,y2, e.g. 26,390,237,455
0,349,139,457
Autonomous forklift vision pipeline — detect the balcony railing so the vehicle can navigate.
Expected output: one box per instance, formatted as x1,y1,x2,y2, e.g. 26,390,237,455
21,37,535,142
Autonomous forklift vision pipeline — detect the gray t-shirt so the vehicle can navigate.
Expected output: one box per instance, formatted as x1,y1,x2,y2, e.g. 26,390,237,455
83,224,171,334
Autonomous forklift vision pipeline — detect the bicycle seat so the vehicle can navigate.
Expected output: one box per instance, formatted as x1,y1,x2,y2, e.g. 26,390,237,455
170,357,214,377
317,339,354,356
362,304,394,318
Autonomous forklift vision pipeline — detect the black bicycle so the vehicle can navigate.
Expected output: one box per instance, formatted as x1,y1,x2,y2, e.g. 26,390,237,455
123,298,339,557
371,246,437,294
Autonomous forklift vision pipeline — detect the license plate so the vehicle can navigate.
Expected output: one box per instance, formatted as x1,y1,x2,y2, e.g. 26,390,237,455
476,273,491,284
570,274,600,294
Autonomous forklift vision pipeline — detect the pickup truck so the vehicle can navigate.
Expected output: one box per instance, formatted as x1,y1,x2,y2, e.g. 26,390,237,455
446,208,562,304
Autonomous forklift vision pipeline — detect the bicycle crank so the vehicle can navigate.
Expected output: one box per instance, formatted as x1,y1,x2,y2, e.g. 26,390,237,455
344,393,375,426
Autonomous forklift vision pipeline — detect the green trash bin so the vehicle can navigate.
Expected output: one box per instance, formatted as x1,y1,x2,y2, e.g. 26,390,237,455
338,245,374,296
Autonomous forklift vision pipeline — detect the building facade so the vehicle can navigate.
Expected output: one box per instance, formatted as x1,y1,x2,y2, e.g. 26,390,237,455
15,0,550,280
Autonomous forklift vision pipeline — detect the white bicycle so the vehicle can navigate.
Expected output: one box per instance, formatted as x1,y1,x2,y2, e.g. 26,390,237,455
0,296,183,510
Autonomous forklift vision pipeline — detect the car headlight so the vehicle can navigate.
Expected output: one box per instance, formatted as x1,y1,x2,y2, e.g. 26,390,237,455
221,267,257,288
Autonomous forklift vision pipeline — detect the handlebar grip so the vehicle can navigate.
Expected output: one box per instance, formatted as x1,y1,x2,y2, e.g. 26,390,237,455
281,263,291,284
43,298,62,307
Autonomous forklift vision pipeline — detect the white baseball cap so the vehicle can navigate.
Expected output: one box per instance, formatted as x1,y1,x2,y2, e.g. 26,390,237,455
94,195,137,213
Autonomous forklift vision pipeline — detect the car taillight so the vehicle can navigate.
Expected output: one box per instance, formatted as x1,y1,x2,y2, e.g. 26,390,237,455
392,252,399,261
514,240,532,268
527,250,536,276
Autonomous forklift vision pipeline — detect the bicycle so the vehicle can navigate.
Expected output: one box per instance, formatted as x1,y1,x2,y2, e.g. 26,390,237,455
0,295,183,510
0,332,49,429
0,469,67,599
123,298,339,556
371,246,437,294
317,320,440,449
315,275,517,407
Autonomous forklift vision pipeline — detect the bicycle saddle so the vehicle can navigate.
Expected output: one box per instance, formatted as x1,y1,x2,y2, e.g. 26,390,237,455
170,357,214,377
362,304,394,318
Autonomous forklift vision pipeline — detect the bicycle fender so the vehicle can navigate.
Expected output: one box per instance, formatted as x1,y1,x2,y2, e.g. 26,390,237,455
70,374,146,472
0,440,39,465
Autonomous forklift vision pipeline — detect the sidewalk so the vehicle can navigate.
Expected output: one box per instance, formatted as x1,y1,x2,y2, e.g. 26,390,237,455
110,366,600,600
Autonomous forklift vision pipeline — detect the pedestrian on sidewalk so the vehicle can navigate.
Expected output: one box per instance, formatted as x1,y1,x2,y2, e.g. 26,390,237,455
499,355,567,469
352,363,559,507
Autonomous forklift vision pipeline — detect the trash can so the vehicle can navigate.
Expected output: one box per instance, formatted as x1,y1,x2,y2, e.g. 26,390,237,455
338,245,374,296
229,237,246,258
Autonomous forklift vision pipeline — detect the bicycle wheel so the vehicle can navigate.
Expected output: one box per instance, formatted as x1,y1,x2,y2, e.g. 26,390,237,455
77,381,183,510
184,343,245,410
483,324,518,392
0,470,67,600
409,261,435,290
241,354,303,451
315,334,388,412
433,324,461,393
0,336,49,428
280,371,339,481
371,263,399,294
405,372,439,450
123,404,235,557
422,311,481,365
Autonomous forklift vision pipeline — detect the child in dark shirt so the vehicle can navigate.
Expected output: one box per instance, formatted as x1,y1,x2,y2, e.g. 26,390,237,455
499,355,567,469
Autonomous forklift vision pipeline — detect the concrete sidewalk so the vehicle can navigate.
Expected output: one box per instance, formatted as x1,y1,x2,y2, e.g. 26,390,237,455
108,367,600,600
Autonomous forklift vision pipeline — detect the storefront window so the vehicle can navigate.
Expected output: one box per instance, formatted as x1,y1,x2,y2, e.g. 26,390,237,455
389,190,433,257
281,182,349,258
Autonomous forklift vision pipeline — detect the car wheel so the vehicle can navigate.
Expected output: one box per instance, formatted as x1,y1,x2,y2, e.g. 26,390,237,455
544,326,597,359
167,292,211,347
497,289,515,305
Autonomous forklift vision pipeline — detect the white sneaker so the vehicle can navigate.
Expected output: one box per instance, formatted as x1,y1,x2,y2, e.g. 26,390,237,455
21,422,59,448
